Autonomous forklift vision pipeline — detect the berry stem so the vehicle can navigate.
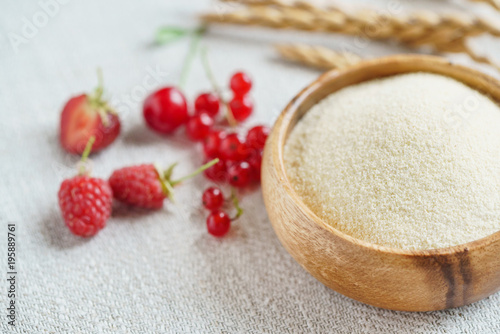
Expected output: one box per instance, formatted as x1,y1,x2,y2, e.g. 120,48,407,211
155,26,188,45
163,176,176,202
89,68,115,126
94,67,104,101
230,188,244,221
170,158,219,186
164,162,178,181
178,27,205,90
78,136,95,175
200,47,237,127
155,164,176,202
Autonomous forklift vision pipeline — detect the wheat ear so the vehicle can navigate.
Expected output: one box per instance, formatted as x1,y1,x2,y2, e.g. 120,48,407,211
468,0,500,10
202,1,500,63
275,44,362,69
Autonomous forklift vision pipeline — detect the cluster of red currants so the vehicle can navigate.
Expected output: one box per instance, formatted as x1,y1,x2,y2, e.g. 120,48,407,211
142,71,269,236
142,71,270,188
201,187,243,237
202,125,268,187
143,71,254,138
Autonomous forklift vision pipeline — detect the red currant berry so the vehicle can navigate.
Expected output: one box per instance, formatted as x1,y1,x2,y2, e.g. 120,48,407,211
204,159,228,182
202,187,224,211
230,72,252,96
228,161,252,188
143,87,189,134
202,129,227,158
186,113,214,142
219,133,248,161
194,92,220,118
246,125,270,151
206,210,231,237
247,150,263,182
229,95,253,123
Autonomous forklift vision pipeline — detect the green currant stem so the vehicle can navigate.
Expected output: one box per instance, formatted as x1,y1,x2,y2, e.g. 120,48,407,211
155,26,188,45
170,158,219,186
178,27,204,90
200,47,237,127
230,188,244,221
201,47,221,95
78,136,95,175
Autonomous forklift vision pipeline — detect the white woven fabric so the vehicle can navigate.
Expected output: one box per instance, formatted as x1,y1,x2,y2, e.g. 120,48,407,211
1,0,500,333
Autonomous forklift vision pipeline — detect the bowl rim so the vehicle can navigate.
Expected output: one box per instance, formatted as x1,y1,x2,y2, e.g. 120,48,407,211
273,54,500,257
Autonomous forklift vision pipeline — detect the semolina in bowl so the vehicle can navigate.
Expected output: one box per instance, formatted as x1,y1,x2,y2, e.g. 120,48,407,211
261,54,500,311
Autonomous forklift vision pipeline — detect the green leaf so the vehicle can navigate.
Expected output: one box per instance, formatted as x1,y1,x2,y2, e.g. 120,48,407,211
155,27,189,45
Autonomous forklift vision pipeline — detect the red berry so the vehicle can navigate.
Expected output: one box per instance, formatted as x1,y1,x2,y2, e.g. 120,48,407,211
202,129,227,158
228,161,252,188
202,187,224,211
194,92,220,118
58,175,112,237
206,210,231,237
229,95,253,122
230,72,252,96
143,87,189,134
186,113,214,142
60,94,120,154
246,125,270,151
109,164,166,209
204,159,227,182
247,150,263,182
219,133,248,161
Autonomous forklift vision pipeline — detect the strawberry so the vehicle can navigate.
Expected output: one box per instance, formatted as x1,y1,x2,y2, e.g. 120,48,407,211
57,137,113,237
60,71,120,154
109,159,219,209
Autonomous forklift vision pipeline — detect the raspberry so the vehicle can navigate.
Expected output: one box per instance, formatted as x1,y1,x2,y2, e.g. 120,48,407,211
109,164,166,209
58,175,112,237
109,160,219,209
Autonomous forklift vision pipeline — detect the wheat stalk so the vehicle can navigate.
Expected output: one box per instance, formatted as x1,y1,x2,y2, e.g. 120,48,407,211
202,3,500,43
276,43,500,72
221,0,500,11
275,44,362,69
202,0,500,67
468,0,500,10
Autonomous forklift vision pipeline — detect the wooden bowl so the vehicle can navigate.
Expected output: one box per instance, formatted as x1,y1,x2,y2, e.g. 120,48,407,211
261,54,500,312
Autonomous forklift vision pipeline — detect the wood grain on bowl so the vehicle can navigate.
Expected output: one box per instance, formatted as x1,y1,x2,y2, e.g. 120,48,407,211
261,54,500,311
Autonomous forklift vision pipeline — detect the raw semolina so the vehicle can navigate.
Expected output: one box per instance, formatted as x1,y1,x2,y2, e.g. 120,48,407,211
284,72,500,250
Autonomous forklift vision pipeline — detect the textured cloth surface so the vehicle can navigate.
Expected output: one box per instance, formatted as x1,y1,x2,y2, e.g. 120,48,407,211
1,0,500,333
